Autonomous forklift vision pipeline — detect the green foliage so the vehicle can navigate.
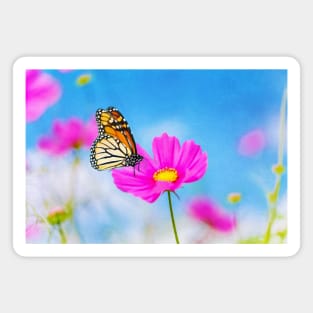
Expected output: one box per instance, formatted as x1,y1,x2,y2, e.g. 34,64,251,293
238,236,264,244
276,229,287,242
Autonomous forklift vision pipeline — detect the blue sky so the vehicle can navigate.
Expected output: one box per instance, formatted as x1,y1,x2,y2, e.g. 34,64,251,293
27,69,287,214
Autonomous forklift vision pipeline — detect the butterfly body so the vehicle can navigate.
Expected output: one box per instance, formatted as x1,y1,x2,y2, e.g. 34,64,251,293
90,107,143,171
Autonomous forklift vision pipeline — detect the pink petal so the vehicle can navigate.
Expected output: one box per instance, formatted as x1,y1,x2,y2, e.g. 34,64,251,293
26,70,62,122
238,129,266,156
112,144,162,202
26,223,42,240
38,136,54,150
26,101,49,122
52,120,66,137
64,118,84,143
183,154,208,183
175,140,198,171
38,116,96,156
152,133,180,168
112,168,160,203
82,117,98,147
188,197,236,232
26,70,41,81
52,118,83,148
136,144,158,173
38,136,68,155
175,140,208,183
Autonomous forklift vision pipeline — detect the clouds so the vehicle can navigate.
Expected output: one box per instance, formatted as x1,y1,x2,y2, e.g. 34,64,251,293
138,119,188,150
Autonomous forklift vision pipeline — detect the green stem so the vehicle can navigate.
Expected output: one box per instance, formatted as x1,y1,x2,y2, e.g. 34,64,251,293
57,223,67,244
69,153,80,211
263,89,286,243
167,191,180,244
264,177,281,243
67,153,82,241
263,208,277,243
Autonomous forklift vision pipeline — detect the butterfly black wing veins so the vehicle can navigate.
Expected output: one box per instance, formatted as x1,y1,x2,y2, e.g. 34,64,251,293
90,107,143,171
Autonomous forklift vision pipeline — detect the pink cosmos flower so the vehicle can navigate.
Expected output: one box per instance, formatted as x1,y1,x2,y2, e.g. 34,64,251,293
238,129,266,156
112,133,208,203
188,197,237,232
26,70,62,122
38,117,98,155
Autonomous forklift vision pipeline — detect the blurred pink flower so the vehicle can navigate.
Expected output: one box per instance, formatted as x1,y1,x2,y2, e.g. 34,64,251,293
112,133,208,203
47,206,69,225
188,197,237,232
38,117,97,155
26,222,41,240
26,70,62,122
238,129,266,156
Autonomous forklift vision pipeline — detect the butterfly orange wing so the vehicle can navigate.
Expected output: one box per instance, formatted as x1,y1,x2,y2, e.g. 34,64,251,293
90,107,143,171
96,107,137,155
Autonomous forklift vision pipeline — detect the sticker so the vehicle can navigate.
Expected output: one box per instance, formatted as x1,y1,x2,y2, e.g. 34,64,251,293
13,57,300,256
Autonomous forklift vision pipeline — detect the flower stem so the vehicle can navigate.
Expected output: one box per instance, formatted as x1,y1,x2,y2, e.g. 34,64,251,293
67,153,82,241
263,89,287,243
167,191,180,244
263,208,277,243
57,223,67,244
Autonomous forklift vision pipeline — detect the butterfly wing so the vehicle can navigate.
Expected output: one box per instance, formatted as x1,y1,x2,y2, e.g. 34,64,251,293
90,107,143,171
90,134,132,170
96,107,138,155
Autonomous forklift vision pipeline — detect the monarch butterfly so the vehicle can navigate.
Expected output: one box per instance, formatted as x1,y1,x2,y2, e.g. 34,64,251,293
90,107,143,171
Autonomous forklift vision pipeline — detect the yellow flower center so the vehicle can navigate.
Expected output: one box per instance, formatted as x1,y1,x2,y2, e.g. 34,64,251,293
153,167,178,182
